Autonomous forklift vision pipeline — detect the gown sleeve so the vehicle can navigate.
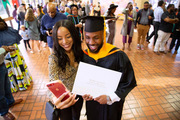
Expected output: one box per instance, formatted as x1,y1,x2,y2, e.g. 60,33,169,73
115,51,137,100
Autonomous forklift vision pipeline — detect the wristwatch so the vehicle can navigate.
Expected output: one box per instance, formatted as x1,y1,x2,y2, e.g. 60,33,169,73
107,96,112,104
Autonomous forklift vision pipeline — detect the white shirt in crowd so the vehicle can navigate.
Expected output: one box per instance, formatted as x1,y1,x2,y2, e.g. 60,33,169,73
19,30,30,40
154,6,164,22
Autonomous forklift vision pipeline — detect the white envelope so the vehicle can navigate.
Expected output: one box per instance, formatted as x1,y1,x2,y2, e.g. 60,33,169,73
72,62,122,98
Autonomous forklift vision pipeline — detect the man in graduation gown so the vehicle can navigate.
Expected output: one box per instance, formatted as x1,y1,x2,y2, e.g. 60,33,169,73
82,16,137,120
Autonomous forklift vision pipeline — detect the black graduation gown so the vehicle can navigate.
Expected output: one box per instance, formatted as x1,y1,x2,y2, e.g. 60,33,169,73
83,48,137,120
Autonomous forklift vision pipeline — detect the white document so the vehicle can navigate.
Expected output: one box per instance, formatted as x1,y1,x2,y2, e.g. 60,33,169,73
72,62,122,98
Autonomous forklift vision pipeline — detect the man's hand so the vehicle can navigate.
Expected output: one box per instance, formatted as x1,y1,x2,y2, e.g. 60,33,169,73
2,46,16,52
46,30,52,36
94,95,108,104
148,16,153,19
82,94,93,101
53,92,78,109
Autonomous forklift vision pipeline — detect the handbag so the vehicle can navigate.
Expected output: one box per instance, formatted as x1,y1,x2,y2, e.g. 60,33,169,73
45,101,61,120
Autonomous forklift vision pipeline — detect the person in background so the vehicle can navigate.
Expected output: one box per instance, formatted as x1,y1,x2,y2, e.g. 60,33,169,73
146,1,165,45
146,4,154,42
78,0,82,9
41,2,67,54
64,7,71,16
82,16,137,120
93,2,101,16
60,1,66,13
17,5,26,25
67,0,74,8
68,4,82,38
0,17,32,91
0,45,23,120
25,8,41,53
36,6,47,48
21,3,27,12
85,1,90,16
40,3,43,7
133,3,139,12
28,4,33,9
19,25,31,51
56,4,60,13
169,6,180,54
43,2,48,14
135,1,154,50
121,2,137,50
154,4,179,55
105,4,119,45
48,20,83,120
12,5,20,30
0,17,24,120
77,0,82,16
81,3,86,17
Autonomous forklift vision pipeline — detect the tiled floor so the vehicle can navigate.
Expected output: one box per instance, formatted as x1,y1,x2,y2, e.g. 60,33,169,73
1,20,180,120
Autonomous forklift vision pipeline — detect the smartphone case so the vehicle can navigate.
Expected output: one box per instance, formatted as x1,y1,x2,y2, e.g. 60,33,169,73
46,82,70,101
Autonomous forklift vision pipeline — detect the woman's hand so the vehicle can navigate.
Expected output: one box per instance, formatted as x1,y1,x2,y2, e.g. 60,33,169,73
82,94,93,101
2,46,16,52
53,92,78,109
75,24,82,28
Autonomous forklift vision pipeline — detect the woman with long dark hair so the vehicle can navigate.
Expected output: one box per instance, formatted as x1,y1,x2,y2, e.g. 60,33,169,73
36,6,47,47
48,20,83,120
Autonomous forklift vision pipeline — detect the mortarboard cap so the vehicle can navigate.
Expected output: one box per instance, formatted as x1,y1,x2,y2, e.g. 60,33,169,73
70,4,78,9
82,16,114,32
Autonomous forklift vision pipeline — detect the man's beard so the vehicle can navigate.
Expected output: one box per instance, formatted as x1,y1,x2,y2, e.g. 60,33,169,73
87,42,103,53
144,8,148,11
170,9,174,13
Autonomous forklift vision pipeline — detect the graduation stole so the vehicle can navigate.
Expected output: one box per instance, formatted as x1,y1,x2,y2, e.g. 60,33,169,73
85,17,121,60
85,43,122,61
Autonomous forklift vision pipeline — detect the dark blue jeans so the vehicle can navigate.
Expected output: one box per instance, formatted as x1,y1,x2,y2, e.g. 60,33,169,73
0,63,14,116
147,21,160,45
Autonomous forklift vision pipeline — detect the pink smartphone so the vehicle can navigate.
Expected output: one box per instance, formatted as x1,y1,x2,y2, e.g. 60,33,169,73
46,81,70,101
